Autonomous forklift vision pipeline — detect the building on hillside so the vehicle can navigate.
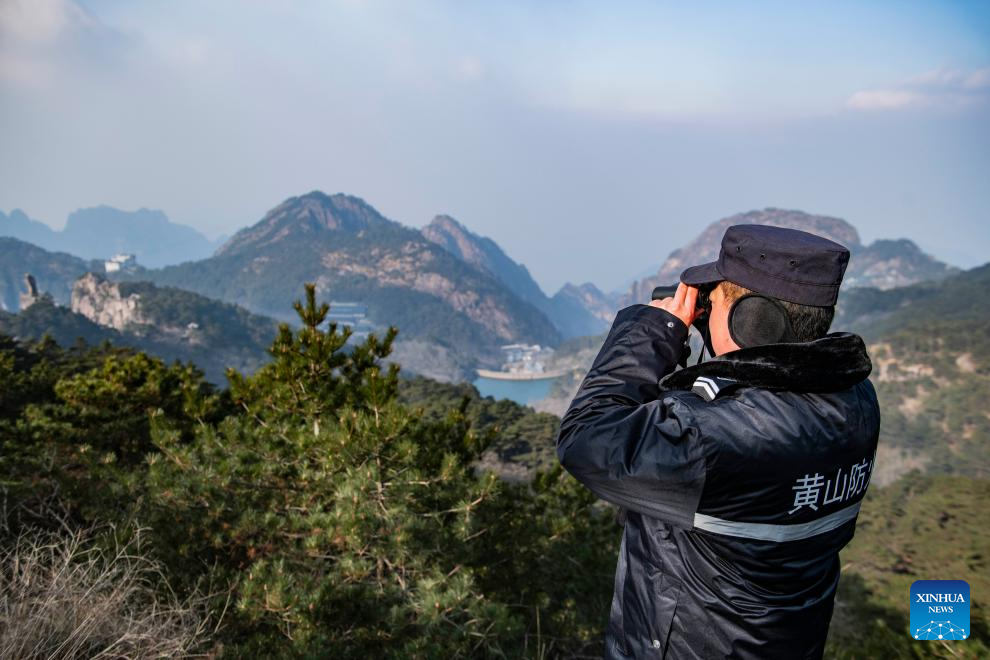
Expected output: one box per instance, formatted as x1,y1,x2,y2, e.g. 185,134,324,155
499,343,555,374
104,254,137,273
327,301,377,339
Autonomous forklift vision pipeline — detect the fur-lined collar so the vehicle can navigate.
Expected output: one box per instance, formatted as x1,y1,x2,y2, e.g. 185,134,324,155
659,332,873,399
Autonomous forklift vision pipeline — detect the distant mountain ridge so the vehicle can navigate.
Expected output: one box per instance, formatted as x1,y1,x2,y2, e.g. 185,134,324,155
6,199,961,385
0,209,59,248
123,192,561,378
0,206,221,268
623,208,956,306
420,214,611,338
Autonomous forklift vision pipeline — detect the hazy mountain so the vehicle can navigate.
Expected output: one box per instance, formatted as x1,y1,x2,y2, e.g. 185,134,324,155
622,208,955,306
125,192,561,376
545,283,613,338
421,214,609,338
61,206,219,267
0,237,95,311
0,209,61,248
0,206,220,268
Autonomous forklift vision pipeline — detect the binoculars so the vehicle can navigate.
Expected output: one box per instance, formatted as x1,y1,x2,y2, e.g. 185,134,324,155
650,283,714,338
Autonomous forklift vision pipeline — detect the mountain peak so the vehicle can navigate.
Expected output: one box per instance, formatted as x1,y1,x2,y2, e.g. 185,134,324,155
216,191,392,257
716,208,862,248
422,214,489,265
8,209,36,223
427,214,469,233
565,281,605,296
1,208,59,247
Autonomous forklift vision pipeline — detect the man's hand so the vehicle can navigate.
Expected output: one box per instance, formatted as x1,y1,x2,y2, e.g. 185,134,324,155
649,282,700,329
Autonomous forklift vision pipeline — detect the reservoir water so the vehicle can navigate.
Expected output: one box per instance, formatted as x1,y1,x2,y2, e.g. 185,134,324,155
473,376,557,406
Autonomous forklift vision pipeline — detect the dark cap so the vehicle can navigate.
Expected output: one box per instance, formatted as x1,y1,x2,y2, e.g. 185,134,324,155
679,224,850,306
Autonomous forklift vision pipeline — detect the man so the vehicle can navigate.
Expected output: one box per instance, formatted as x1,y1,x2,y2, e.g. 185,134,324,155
556,224,880,659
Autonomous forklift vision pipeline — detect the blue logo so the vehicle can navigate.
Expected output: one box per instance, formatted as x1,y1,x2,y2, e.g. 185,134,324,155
910,580,969,641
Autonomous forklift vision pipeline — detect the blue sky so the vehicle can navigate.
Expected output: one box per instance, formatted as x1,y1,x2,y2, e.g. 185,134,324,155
1,0,988,293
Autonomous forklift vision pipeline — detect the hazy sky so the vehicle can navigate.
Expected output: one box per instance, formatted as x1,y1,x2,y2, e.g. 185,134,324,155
1,0,988,293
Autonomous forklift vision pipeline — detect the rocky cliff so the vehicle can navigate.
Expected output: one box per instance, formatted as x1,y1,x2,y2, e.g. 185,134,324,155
18,274,44,310
72,273,147,331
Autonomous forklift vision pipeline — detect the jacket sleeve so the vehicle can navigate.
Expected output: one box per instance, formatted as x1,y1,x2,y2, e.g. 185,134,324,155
556,304,707,528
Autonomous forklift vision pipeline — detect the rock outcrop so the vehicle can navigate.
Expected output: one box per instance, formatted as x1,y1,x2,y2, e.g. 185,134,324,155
71,272,147,331
19,274,42,310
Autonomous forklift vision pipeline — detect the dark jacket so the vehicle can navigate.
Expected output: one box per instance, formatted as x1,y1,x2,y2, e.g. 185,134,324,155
556,304,880,659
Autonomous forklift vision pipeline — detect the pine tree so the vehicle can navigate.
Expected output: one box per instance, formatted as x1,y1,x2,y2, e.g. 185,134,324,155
227,284,399,429
141,284,525,656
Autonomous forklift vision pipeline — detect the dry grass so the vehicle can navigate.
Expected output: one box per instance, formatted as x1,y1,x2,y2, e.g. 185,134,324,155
0,527,212,660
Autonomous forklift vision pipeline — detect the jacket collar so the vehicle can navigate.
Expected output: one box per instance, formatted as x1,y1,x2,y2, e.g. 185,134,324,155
658,332,873,401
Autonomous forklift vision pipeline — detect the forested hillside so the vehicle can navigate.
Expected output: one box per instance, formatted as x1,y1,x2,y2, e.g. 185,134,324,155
836,264,990,483
0,276,278,383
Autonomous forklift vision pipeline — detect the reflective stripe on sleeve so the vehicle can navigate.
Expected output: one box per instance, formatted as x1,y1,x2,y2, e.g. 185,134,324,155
693,501,862,542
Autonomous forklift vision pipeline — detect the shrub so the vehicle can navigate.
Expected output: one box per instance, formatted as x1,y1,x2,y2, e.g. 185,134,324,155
0,526,211,660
